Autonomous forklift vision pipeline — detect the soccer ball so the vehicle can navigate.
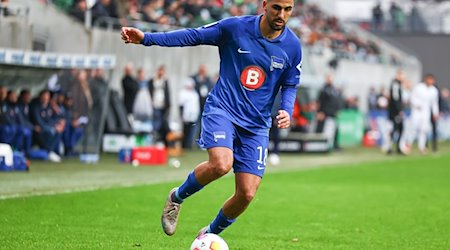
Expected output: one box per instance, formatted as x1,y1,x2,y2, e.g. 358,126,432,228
190,233,229,250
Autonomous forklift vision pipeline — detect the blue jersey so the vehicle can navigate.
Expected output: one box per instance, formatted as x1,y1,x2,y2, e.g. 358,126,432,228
142,15,302,135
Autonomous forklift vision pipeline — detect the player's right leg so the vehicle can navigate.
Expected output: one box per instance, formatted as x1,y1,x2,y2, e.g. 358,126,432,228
161,147,233,236
161,114,235,236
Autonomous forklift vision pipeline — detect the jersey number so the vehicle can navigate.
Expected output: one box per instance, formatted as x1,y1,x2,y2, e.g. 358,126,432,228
256,146,268,165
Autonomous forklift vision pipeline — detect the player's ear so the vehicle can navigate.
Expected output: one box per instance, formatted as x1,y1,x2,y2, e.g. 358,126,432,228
263,0,267,10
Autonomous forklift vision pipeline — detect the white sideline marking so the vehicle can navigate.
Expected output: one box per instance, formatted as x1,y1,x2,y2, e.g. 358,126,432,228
0,180,167,200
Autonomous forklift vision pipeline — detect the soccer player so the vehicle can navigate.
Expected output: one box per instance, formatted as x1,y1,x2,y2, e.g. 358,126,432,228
121,0,302,236
403,74,439,154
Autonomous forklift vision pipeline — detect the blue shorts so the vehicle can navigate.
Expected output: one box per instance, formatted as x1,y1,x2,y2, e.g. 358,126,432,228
197,114,269,178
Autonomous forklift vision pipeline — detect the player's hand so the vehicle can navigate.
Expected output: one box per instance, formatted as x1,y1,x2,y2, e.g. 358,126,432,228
121,27,145,44
276,110,291,129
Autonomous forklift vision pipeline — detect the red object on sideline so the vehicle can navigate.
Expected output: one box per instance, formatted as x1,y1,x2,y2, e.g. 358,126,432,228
362,131,377,148
131,146,167,165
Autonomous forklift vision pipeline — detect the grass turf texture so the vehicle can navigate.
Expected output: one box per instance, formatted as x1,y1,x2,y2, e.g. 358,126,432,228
1,152,449,249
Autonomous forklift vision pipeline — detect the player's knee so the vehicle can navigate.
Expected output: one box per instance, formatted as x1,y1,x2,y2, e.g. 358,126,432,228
212,161,232,177
237,190,256,204
209,154,232,177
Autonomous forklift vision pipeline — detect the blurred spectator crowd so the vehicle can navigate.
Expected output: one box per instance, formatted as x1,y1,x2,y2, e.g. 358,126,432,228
371,1,430,33
289,3,387,64
46,0,395,65
0,69,107,162
121,62,214,150
52,0,262,27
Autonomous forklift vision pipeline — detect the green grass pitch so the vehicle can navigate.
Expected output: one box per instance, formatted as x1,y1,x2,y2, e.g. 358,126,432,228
0,148,449,249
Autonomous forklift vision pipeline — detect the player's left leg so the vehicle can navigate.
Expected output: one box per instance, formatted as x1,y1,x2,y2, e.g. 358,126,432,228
222,173,261,218
198,173,261,235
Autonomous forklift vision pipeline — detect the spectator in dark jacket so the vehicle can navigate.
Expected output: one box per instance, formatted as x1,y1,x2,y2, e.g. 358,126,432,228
30,89,64,162
91,0,119,25
121,63,138,116
316,74,342,150
386,69,405,154
0,90,32,154
371,3,384,31
17,89,33,128
69,0,87,23
62,94,85,156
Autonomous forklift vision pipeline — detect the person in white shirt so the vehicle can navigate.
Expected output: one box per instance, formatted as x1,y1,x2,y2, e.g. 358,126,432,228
149,65,171,144
403,74,439,154
132,68,153,132
179,78,200,149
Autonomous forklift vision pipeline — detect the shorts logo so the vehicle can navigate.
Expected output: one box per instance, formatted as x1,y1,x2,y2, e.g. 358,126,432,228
213,131,226,142
240,65,265,91
270,56,284,71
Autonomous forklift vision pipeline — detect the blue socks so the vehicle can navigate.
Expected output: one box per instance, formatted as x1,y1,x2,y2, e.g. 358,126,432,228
208,209,236,234
172,171,204,203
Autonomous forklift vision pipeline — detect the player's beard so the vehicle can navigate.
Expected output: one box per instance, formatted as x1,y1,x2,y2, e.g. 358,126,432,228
269,18,285,31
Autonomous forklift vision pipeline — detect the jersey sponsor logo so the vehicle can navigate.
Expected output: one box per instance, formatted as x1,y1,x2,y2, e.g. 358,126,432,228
270,56,285,71
238,48,251,54
240,65,266,91
213,131,226,142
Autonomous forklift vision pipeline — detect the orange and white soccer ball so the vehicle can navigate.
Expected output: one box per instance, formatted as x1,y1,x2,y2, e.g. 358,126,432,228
190,233,229,250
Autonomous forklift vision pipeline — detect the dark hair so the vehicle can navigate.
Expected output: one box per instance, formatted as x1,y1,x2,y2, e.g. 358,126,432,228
424,73,434,79
6,90,14,97
19,89,30,96
39,89,50,97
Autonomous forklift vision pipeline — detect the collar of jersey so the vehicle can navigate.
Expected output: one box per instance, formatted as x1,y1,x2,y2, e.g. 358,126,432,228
254,14,287,43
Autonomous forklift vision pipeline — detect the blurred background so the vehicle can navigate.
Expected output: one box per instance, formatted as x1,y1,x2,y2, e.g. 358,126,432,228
2,2,450,249
1,0,449,167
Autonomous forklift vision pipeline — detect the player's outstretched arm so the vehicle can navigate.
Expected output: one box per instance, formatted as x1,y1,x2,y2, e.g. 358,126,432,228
276,110,291,129
121,27,145,44
121,21,222,47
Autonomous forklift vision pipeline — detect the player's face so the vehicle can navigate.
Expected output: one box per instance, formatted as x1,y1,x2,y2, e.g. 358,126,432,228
264,0,294,31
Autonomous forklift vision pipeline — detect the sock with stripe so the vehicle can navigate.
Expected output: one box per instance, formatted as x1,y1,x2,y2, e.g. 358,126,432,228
171,171,204,203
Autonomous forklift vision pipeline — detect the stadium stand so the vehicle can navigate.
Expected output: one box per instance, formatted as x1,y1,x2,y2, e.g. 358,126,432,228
0,48,116,161
8,0,450,156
